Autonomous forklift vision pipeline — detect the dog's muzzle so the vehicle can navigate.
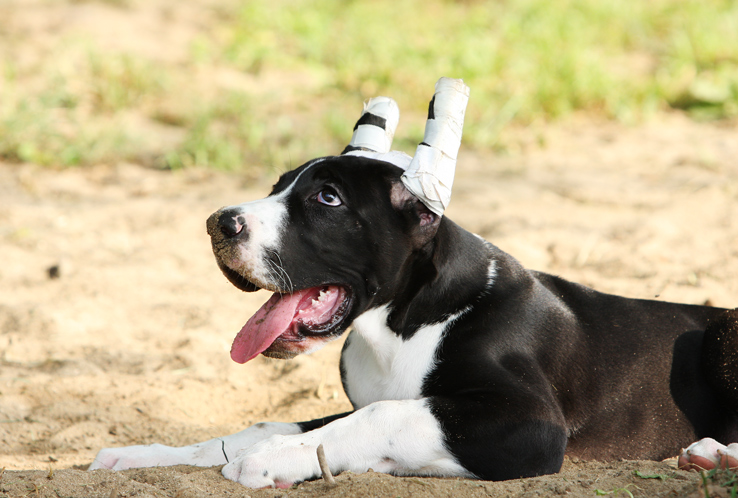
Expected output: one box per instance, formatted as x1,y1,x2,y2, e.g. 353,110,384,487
206,208,264,293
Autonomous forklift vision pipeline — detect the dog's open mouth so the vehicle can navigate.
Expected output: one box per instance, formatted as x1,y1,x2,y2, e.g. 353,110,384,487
230,285,351,364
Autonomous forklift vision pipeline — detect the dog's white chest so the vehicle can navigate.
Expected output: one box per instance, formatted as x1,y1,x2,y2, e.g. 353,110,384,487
341,305,458,408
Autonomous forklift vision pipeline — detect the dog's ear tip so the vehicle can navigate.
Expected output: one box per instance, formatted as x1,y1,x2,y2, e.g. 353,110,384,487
416,200,440,227
388,180,442,249
419,210,436,227
390,181,440,221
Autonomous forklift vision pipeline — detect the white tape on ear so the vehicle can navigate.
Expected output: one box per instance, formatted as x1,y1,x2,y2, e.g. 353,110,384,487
342,96,400,154
401,78,470,216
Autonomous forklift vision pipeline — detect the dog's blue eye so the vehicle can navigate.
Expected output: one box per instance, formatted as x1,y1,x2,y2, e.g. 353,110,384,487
317,188,341,206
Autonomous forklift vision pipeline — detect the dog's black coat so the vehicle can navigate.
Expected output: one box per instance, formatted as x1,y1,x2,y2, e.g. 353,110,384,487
219,155,738,481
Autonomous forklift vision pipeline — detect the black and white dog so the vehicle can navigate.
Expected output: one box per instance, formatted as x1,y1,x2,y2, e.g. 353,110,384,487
90,82,738,488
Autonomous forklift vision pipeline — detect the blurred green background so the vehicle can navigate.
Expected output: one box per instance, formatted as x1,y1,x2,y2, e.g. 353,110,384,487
1,0,736,172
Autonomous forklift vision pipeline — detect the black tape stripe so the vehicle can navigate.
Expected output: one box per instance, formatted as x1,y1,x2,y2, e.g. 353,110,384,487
427,95,436,120
352,112,387,131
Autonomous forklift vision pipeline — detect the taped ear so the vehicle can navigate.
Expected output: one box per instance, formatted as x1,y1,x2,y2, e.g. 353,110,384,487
401,78,470,217
342,96,400,154
390,181,441,250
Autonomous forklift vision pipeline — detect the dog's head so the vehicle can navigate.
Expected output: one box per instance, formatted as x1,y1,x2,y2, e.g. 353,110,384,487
206,79,469,363
206,155,441,363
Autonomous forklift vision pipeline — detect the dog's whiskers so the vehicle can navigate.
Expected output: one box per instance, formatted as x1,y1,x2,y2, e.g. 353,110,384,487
265,251,293,294
273,252,294,294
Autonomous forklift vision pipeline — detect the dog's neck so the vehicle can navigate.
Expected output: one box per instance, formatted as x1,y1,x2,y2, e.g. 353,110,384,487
384,217,492,339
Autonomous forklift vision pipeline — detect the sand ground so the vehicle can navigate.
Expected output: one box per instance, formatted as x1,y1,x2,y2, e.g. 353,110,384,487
1,0,738,496
1,115,737,497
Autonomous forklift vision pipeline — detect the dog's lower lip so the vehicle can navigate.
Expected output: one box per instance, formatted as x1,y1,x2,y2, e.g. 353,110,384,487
220,264,262,292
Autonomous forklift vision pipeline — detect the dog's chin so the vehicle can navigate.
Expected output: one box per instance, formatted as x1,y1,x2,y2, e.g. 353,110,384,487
219,264,262,292
261,335,334,360
261,349,300,360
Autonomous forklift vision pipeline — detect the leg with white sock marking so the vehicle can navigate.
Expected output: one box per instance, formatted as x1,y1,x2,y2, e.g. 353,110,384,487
221,399,472,488
88,422,303,471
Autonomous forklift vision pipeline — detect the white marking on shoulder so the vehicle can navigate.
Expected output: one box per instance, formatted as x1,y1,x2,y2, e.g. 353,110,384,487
485,258,497,288
471,235,497,297
342,304,469,408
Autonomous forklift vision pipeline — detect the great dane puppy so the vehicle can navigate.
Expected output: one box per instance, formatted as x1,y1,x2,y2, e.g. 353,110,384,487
90,80,738,488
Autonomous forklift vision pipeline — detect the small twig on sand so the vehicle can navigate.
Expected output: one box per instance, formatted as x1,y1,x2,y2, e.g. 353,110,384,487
221,439,229,463
317,444,336,486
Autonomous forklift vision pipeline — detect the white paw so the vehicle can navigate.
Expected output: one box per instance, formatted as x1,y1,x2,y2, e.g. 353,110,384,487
221,435,321,489
88,444,187,471
678,438,738,471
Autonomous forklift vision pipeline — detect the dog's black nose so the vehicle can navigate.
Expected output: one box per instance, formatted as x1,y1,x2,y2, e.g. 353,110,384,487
217,211,248,239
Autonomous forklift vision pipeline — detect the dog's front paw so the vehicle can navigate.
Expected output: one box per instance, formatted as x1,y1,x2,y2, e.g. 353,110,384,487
222,435,320,488
89,444,188,471
678,438,738,471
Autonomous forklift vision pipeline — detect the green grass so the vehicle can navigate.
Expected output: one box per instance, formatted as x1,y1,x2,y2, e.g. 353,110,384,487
0,93,142,167
223,0,738,123
0,47,163,167
1,0,737,170
699,468,738,498
594,484,636,498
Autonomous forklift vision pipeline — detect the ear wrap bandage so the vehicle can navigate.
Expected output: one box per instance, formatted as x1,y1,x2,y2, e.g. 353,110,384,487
341,77,470,217
342,96,400,154
400,78,470,216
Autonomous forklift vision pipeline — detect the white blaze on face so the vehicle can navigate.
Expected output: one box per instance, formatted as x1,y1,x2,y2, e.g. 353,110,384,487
219,159,323,291
222,196,288,287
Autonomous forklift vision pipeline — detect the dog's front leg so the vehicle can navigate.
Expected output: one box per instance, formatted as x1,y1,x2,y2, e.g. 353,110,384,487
89,422,304,471
221,398,472,488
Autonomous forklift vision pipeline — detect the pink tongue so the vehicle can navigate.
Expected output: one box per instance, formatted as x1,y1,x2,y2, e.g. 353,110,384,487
230,290,309,364
230,286,343,364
